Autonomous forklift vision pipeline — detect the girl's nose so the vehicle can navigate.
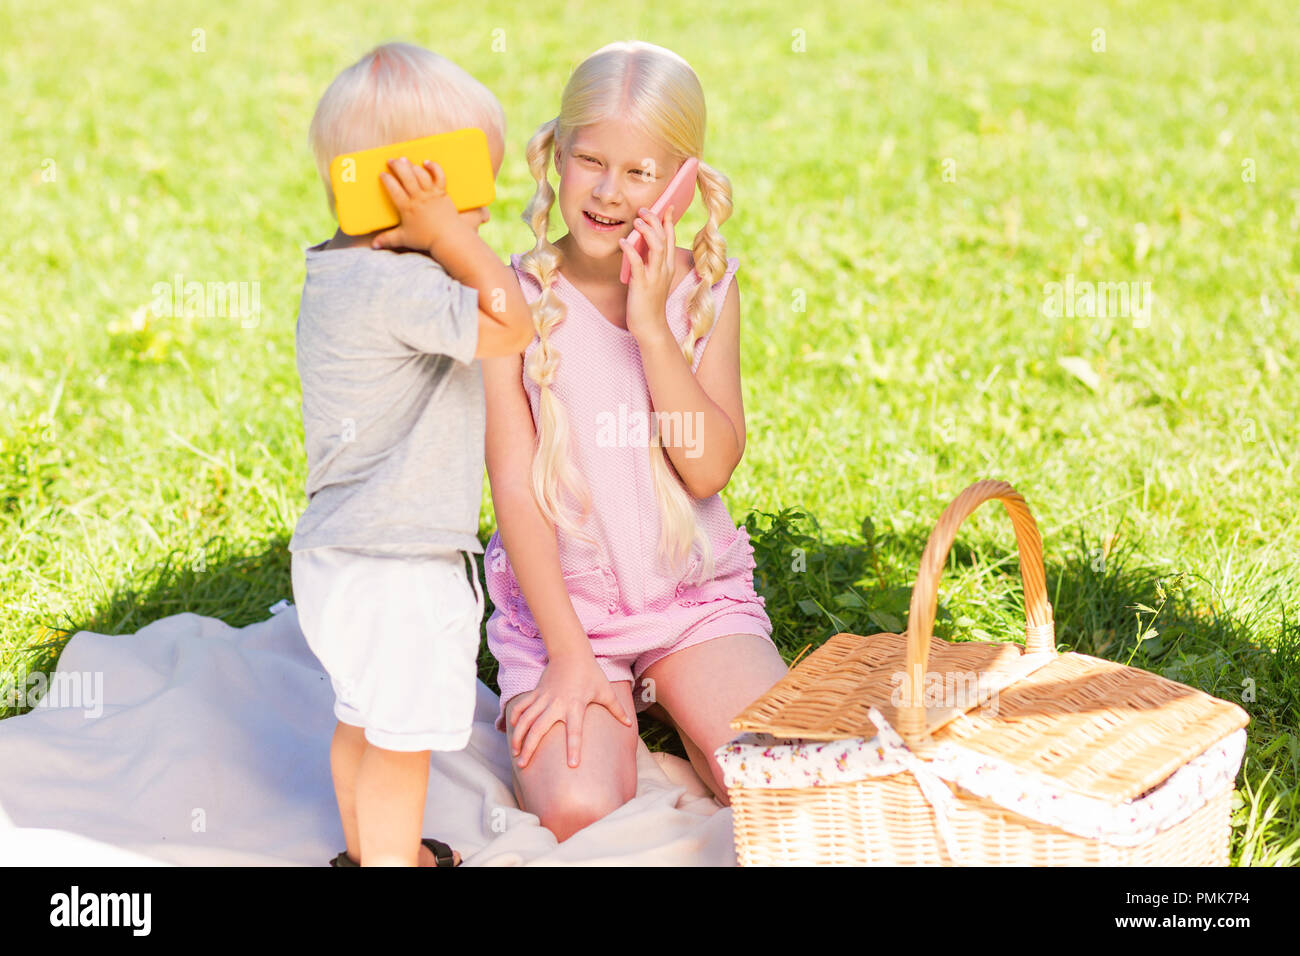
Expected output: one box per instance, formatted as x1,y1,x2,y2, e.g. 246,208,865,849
593,175,619,205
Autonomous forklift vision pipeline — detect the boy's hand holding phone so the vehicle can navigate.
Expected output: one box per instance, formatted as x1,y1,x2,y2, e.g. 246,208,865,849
371,157,469,256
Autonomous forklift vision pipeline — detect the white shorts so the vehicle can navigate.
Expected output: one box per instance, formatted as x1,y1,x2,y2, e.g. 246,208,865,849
290,546,485,752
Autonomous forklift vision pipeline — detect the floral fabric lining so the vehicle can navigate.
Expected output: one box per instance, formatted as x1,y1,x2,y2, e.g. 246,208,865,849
716,706,1246,853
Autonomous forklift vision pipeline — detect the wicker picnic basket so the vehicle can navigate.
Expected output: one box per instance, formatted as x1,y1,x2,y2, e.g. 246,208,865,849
719,479,1250,866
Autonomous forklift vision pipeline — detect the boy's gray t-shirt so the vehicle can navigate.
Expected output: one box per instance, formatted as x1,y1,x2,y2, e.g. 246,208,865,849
289,241,485,556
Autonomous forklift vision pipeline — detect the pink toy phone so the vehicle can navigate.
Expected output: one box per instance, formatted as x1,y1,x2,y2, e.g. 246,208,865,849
620,156,699,284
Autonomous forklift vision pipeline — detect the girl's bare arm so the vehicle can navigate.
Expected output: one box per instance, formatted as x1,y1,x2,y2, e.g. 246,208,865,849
482,351,592,661
636,275,746,498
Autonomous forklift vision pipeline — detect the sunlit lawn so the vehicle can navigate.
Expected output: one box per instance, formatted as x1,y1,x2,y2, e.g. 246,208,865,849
2,0,1296,863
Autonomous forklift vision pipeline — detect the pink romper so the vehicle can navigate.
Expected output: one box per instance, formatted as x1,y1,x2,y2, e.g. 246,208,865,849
484,253,776,730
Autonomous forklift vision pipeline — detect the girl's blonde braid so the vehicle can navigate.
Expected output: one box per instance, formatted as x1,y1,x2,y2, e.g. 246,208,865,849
518,118,600,553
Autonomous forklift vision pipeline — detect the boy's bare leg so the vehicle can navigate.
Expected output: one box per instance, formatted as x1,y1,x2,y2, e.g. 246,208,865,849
331,720,460,866
356,743,432,866
330,721,366,863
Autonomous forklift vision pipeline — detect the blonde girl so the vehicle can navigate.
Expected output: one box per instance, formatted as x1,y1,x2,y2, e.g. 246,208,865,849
481,40,787,841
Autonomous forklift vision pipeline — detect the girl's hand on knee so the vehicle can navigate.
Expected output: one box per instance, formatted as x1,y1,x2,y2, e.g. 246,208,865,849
509,653,633,769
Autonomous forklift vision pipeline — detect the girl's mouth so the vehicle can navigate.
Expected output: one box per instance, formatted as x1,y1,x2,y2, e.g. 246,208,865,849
583,210,626,232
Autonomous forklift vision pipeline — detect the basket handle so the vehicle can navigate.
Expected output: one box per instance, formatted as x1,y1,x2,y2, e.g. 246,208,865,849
895,479,1056,745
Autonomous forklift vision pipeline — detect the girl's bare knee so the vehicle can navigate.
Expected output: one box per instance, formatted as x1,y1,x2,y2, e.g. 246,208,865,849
537,783,632,842
527,752,638,842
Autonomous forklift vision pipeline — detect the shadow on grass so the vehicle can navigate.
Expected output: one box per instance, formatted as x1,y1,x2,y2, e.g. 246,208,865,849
5,532,489,714
3,533,297,721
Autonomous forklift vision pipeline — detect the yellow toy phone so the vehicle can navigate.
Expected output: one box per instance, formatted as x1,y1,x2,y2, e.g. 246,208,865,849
329,127,496,236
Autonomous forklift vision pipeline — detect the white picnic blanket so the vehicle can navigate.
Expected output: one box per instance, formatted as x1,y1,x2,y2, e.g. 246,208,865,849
0,602,736,866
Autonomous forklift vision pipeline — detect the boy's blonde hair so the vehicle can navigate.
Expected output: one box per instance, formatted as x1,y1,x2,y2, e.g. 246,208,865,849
309,41,506,218
519,41,734,585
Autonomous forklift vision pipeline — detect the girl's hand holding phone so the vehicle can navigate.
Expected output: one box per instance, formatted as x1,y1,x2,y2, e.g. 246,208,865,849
618,204,677,344
508,649,634,769
371,157,464,255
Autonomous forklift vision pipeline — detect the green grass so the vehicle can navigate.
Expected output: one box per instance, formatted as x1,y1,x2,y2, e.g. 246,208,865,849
2,0,1296,864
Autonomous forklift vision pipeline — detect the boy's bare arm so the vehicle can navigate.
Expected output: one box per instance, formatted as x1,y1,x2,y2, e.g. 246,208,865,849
429,232,534,359
373,157,533,356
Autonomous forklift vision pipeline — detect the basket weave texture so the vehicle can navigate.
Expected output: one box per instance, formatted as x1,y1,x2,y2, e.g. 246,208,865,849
726,479,1250,865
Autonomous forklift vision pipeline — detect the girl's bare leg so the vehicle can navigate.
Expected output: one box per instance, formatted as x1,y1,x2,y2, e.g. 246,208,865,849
642,701,727,804
639,634,789,802
505,680,640,842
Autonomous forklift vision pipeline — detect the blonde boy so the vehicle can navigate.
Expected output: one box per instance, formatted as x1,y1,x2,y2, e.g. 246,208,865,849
290,42,532,867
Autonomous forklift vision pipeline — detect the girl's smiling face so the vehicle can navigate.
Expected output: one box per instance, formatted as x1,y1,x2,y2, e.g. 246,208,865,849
554,118,681,270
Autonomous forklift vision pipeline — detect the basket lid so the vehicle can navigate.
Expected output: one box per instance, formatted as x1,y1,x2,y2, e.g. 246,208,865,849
731,631,1042,740
932,651,1250,802
732,631,1249,803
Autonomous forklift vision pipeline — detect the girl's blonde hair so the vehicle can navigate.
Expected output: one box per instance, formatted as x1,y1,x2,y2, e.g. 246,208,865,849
309,41,506,218
519,41,734,584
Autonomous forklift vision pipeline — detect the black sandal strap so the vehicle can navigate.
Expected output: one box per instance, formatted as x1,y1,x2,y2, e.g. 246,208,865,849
330,841,457,866
421,838,458,867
